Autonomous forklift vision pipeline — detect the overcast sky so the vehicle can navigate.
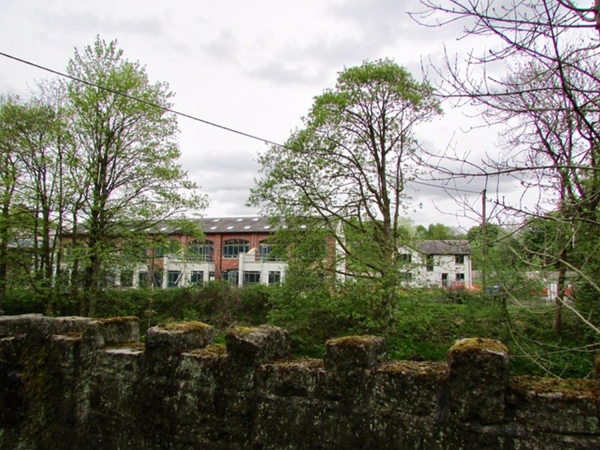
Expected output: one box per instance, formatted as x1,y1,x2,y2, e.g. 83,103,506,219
0,0,532,230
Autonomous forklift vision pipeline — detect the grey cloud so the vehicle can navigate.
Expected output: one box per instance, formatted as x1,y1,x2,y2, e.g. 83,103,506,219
202,30,240,65
35,11,166,37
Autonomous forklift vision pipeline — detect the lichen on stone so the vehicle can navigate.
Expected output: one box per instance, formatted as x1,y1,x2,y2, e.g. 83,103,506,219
98,316,139,324
450,337,509,356
511,375,600,400
187,344,227,358
157,321,211,333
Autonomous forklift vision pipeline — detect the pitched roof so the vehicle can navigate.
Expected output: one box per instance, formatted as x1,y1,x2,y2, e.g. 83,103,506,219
416,240,471,255
196,217,276,233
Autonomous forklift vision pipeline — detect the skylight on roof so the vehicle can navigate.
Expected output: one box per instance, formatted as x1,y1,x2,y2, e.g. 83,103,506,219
252,218,259,221
243,226,251,230
263,226,270,229
213,219,220,222
226,226,234,230
236,218,243,222
210,226,217,230
160,227,168,231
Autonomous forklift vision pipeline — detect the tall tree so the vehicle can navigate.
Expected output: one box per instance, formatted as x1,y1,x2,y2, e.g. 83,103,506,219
413,1,600,337
66,37,206,315
250,59,441,326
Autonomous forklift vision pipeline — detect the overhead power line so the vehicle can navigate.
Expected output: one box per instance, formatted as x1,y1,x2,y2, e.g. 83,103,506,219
0,50,283,148
0,50,484,197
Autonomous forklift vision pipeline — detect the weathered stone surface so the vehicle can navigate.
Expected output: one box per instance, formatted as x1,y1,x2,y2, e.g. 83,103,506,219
146,321,213,354
448,337,510,424
324,335,387,373
225,325,290,366
1,316,599,450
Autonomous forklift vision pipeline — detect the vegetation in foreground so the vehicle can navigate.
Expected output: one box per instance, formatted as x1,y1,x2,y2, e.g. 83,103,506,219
1,281,596,378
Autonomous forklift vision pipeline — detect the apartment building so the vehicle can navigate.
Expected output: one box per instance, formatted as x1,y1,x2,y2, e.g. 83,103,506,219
135,217,286,288
125,218,472,290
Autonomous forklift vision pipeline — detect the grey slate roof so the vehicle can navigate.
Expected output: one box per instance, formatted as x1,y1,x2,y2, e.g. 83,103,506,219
195,217,276,233
416,240,471,255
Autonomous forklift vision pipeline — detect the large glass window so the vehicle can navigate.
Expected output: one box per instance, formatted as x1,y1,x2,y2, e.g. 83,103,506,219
154,240,181,258
153,271,163,288
191,271,204,285
268,271,281,285
259,241,283,261
167,271,182,288
222,239,249,258
188,240,214,261
138,272,150,288
120,269,133,287
223,270,239,285
243,271,261,285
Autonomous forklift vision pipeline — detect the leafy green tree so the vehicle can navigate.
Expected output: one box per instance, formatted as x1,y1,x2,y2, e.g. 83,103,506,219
250,59,441,327
65,37,206,315
415,223,464,240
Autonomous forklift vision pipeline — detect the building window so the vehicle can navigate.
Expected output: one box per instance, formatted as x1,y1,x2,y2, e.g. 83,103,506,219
426,254,434,272
222,239,249,258
455,255,465,265
259,241,283,261
167,271,182,288
441,273,449,288
223,270,239,285
209,271,216,281
243,271,261,285
191,271,204,285
456,273,465,282
402,272,413,282
188,240,213,261
138,272,150,288
268,271,281,285
401,253,412,264
153,271,163,288
154,240,180,258
120,269,133,287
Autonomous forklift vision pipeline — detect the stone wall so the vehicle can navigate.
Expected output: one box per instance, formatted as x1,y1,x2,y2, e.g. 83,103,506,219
1,314,599,449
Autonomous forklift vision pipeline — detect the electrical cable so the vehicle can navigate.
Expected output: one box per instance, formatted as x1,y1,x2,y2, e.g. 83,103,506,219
0,50,485,197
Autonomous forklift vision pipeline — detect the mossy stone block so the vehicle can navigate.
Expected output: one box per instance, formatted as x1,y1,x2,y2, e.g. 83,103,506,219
226,325,290,367
448,338,509,424
324,335,387,374
146,322,213,355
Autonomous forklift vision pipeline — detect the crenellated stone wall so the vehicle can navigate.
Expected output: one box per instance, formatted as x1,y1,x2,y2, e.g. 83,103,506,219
1,314,599,449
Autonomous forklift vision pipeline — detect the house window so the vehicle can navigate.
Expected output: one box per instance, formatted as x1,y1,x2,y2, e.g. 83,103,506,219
167,271,182,288
426,254,434,272
455,255,465,264
402,272,413,282
209,271,216,281
401,253,412,264
222,239,249,258
456,273,465,282
268,271,281,285
243,271,261,285
188,240,213,261
153,271,163,288
441,273,449,288
191,271,204,285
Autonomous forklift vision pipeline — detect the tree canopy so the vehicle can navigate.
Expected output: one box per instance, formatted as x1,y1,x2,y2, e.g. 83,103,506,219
250,59,441,326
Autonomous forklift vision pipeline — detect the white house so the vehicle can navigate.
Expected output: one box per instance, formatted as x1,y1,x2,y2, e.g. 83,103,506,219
399,240,473,289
